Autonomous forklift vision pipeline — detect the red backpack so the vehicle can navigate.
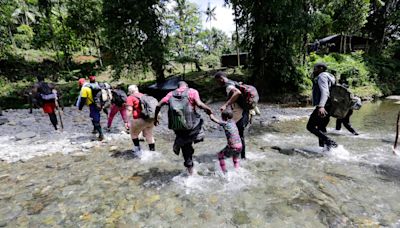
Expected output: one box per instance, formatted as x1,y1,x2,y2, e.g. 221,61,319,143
228,80,259,110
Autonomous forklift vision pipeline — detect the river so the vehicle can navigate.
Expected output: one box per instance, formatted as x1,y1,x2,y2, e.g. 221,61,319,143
0,100,399,227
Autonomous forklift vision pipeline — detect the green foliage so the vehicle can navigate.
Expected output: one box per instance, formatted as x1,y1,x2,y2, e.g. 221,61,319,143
200,54,220,68
14,24,34,49
103,0,167,82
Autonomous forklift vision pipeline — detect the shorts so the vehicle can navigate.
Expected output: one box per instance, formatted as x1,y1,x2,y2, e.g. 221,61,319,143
42,102,56,114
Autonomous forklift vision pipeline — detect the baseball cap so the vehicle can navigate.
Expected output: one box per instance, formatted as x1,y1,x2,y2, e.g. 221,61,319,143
78,78,86,86
88,75,96,81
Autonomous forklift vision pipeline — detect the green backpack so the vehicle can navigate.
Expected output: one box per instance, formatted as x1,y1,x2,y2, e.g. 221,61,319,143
329,84,353,119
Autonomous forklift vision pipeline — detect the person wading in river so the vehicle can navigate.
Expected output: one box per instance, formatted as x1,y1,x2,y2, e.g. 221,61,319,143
214,72,257,159
306,63,338,150
78,77,104,141
154,81,213,175
126,85,158,158
31,75,59,130
210,110,242,173
106,84,129,132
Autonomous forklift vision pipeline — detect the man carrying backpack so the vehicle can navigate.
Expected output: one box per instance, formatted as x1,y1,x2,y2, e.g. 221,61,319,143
154,81,213,175
32,75,59,130
126,85,158,157
78,76,104,141
306,63,337,150
107,84,129,132
214,72,259,159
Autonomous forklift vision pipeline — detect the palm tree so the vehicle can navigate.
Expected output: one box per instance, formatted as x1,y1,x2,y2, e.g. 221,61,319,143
205,2,216,30
205,2,216,52
11,0,39,26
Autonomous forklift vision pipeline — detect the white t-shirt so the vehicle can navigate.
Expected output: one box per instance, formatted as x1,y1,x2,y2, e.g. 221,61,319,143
226,85,243,122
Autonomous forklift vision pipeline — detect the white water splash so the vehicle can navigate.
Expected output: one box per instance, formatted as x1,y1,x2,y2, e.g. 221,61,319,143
172,159,257,195
139,150,162,162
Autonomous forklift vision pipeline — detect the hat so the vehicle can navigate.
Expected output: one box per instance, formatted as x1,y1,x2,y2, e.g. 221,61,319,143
78,78,86,86
88,75,96,81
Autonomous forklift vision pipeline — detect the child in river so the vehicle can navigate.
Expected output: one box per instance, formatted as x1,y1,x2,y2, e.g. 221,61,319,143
210,110,243,173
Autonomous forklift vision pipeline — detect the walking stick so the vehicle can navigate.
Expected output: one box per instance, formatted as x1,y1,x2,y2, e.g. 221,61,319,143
54,90,64,130
393,111,400,155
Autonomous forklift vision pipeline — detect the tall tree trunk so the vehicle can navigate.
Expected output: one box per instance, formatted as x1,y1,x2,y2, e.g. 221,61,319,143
234,4,240,67
94,36,103,67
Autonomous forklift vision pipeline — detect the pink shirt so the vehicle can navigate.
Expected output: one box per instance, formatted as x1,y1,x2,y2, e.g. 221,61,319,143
161,87,200,107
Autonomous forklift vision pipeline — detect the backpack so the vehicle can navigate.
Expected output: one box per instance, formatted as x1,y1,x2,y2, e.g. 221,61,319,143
38,82,56,101
228,80,259,110
111,89,127,107
89,82,112,110
168,89,200,131
329,84,353,119
135,94,158,119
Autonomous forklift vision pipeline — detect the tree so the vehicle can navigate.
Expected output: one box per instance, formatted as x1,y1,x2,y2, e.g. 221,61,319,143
103,0,167,82
205,2,216,29
67,0,104,66
166,0,202,73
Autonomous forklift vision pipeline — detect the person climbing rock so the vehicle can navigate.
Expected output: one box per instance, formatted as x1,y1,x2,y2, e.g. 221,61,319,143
210,110,242,173
154,81,213,175
126,85,158,158
306,63,337,150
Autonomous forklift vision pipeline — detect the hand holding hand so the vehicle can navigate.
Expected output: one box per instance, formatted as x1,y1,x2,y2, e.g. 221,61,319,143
317,107,327,117
220,104,227,112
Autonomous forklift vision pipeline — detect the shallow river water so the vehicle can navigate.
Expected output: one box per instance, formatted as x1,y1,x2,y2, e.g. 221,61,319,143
0,100,400,227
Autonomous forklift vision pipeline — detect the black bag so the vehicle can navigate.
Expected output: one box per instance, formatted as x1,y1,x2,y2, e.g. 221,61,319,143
112,89,127,107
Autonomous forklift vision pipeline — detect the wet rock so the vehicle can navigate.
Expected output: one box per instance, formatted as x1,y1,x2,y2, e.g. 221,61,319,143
110,146,119,152
81,142,95,149
15,132,36,141
0,117,8,125
232,210,251,225
0,221,7,227
386,95,400,100
71,153,87,162
19,118,36,126
7,121,16,126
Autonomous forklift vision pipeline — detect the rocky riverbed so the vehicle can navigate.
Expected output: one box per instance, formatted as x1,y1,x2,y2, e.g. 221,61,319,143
1,102,400,227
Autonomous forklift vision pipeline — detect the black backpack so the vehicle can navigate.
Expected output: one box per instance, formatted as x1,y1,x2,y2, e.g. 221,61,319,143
37,82,56,103
111,89,127,107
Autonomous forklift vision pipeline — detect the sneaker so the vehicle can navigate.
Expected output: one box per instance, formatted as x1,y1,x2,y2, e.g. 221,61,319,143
325,139,338,151
98,134,104,141
91,129,97,134
106,127,111,132
352,131,359,136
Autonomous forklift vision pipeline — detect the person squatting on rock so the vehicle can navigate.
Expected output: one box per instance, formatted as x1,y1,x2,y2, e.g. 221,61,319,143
306,63,338,150
126,85,157,158
214,72,254,159
107,84,129,132
31,75,59,130
210,110,242,173
154,81,213,175
77,76,104,141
